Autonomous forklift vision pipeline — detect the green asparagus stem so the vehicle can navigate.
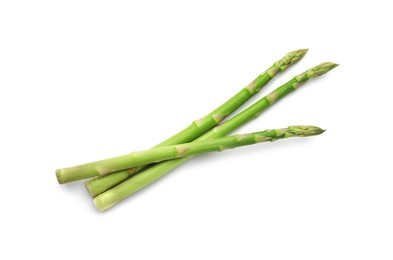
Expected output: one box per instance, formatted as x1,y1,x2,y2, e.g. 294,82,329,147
62,126,325,179
56,49,308,184
94,62,338,211
84,50,309,195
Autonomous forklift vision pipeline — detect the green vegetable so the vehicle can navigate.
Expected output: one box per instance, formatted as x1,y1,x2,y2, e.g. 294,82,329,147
56,49,308,185
59,126,325,182
93,62,338,211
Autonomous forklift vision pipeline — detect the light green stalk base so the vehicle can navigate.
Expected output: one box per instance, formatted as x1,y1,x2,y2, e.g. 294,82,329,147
93,62,338,211
67,49,308,188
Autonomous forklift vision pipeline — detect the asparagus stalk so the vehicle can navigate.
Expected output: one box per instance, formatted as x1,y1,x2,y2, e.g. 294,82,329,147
61,126,325,179
94,62,338,211
84,49,309,196
56,49,308,184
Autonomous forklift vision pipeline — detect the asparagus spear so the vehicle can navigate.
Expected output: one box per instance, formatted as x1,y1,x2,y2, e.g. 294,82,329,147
60,126,325,179
94,62,338,211
84,49,309,196
56,49,308,184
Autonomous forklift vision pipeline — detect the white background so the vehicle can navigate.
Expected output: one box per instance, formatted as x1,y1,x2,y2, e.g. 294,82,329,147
1,0,392,259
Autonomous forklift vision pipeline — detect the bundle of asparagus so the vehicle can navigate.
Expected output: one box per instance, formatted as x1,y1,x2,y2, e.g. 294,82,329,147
56,49,338,211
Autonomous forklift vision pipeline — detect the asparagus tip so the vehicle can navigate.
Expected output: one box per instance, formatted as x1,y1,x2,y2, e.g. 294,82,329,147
275,48,309,71
307,62,339,78
287,125,326,136
288,48,309,57
300,48,309,54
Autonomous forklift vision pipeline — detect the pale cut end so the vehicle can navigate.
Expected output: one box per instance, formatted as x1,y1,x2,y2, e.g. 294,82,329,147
93,196,115,212
84,178,97,197
275,48,309,71
56,169,64,184
288,125,326,137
